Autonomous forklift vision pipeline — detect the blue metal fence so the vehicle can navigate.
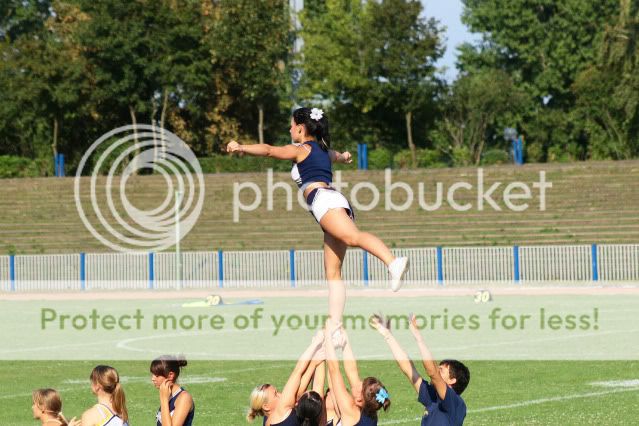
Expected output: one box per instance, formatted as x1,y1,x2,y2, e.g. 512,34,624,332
1,244,638,291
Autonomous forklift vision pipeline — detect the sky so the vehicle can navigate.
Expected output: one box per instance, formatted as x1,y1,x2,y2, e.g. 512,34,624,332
422,0,480,81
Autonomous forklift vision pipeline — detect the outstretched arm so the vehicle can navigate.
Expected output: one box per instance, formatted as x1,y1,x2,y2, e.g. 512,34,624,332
371,314,422,393
312,358,328,426
341,330,362,393
329,150,352,164
273,332,324,421
409,314,447,400
311,355,326,396
324,320,360,424
227,140,303,161
297,348,325,400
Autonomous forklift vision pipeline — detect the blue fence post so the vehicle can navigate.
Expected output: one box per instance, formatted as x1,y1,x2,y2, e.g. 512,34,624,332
436,247,444,285
357,144,369,170
80,252,86,291
513,245,520,283
148,252,155,289
290,249,296,288
363,143,368,170
218,249,224,288
591,244,599,281
9,254,15,292
59,154,65,177
362,250,369,287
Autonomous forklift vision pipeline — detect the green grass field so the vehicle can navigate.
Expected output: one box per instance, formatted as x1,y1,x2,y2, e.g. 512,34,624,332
2,291,638,425
2,360,639,425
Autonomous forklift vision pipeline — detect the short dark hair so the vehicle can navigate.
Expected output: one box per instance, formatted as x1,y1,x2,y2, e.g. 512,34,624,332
292,107,330,151
440,359,470,395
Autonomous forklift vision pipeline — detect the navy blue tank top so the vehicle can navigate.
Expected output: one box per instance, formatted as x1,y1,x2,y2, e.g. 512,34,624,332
354,413,377,426
270,410,299,426
294,141,332,189
156,387,194,426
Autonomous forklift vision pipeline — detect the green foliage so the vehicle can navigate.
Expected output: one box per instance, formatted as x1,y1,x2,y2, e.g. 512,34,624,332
462,0,618,107
0,0,638,177
460,0,625,161
0,0,52,42
298,0,443,152
417,148,447,168
430,70,527,166
209,0,291,145
368,147,393,169
0,155,44,178
573,0,639,159
480,148,510,165
547,145,574,163
393,150,414,169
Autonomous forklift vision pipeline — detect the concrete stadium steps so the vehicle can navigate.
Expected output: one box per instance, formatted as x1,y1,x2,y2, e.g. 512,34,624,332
0,160,638,253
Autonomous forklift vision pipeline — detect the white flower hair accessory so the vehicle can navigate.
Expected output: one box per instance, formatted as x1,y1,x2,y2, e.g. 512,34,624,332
310,108,324,121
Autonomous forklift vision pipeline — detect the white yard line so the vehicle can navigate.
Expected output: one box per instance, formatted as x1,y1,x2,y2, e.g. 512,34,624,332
378,386,639,425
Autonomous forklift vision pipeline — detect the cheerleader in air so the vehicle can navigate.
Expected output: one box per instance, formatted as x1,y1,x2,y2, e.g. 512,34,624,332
227,107,409,328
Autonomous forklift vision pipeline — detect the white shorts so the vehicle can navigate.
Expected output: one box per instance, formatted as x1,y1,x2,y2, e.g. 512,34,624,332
307,187,355,223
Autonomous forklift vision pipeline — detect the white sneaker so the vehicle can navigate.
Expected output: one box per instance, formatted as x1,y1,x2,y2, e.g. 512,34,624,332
388,257,409,292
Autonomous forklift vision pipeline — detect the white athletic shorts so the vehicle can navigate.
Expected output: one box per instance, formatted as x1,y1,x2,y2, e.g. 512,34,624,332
307,187,355,224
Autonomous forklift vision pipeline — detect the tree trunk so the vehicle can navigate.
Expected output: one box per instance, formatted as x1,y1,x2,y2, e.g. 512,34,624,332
475,136,486,165
405,111,417,168
160,89,169,159
52,118,58,176
258,104,265,144
151,96,158,168
160,89,168,130
52,117,58,158
129,105,138,174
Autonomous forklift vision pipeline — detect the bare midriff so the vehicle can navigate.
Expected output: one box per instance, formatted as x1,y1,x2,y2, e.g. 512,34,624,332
303,181,330,199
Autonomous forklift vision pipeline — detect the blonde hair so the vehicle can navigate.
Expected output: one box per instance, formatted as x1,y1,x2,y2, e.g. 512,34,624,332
90,365,128,422
246,384,271,422
32,389,68,426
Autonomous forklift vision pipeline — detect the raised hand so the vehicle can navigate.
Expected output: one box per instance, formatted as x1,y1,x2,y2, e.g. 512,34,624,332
312,328,325,348
159,380,174,401
341,151,352,164
226,140,241,154
369,313,391,338
408,313,422,340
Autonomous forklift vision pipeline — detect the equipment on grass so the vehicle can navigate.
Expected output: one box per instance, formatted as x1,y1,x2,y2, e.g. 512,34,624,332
181,294,263,308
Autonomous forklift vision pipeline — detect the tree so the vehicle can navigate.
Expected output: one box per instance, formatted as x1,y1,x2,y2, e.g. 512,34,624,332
0,0,52,42
366,0,443,167
431,70,526,166
460,0,620,160
462,0,619,107
299,0,442,156
0,0,90,173
209,0,291,144
574,0,639,159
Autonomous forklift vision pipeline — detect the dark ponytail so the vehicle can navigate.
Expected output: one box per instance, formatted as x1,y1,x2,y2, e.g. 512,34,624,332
292,107,330,151
295,391,323,426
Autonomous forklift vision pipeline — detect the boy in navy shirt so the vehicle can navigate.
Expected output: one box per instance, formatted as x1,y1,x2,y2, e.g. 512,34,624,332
371,313,469,425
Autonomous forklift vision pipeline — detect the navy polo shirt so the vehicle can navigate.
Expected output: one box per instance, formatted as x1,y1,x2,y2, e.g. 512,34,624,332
418,379,466,426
